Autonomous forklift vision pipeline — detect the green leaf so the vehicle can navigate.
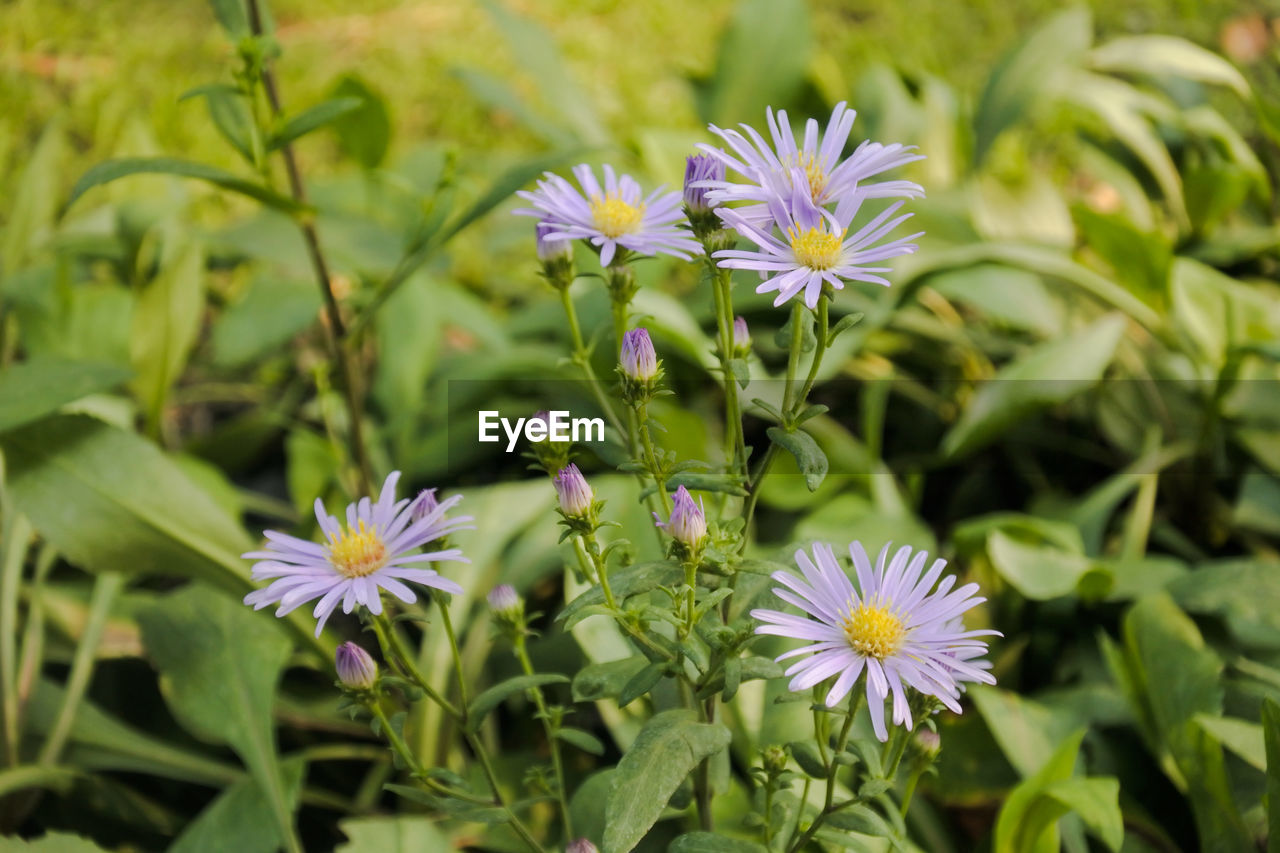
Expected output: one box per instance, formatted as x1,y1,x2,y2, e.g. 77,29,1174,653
1089,35,1249,97
698,0,811,128
137,586,298,852
270,97,363,151
131,241,205,429
986,532,1107,601
1040,777,1123,853
1169,559,1280,648
573,657,648,703
669,833,768,853
0,360,132,434
170,757,305,853
3,121,65,275
970,686,1086,779
0,415,252,592
465,673,569,733
208,0,249,38
328,75,391,169
211,276,320,368
1264,698,1280,847
559,561,683,629
66,158,305,215
994,729,1085,853
556,727,606,756
974,8,1092,164
336,815,452,852
765,427,827,492
618,662,667,708
941,315,1125,459
603,710,731,853
1194,714,1266,771
183,84,259,166
4,831,108,851
438,150,579,245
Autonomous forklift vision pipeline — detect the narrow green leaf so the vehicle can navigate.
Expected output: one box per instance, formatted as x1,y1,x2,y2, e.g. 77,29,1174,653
466,673,569,732
336,816,452,852
1041,777,1123,853
131,242,205,430
670,833,768,852
438,151,579,244
0,360,132,434
603,710,731,853
67,158,305,214
1263,698,1280,846
766,427,827,491
269,97,363,151
556,727,606,756
328,75,391,169
618,662,666,708
1194,713,1266,771
170,757,305,853
208,0,249,38
559,561,683,629
1089,35,1249,96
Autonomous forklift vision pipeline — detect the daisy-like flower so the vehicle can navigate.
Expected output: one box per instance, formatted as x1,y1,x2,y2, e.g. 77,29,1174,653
515,164,701,266
243,472,471,636
697,101,924,228
751,541,998,741
715,179,921,309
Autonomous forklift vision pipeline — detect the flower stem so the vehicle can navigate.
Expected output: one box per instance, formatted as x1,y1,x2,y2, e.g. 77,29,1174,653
786,696,860,853
513,634,574,840
246,0,373,496
637,403,672,514
559,286,625,436
708,263,746,475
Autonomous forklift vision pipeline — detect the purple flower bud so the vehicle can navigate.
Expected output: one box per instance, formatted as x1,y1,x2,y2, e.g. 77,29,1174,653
554,464,594,517
487,584,522,617
683,153,724,213
915,728,941,758
566,841,599,853
657,486,706,547
335,642,377,690
536,220,572,263
619,328,658,382
733,316,751,352
409,488,439,523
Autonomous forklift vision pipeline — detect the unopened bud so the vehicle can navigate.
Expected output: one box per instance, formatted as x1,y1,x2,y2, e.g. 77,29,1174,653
554,464,594,518
683,153,723,214
487,584,523,618
762,744,788,774
409,488,439,522
566,841,599,853
914,728,941,759
732,316,751,356
657,486,706,548
536,221,575,289
619,328,658,382
335,642,377,691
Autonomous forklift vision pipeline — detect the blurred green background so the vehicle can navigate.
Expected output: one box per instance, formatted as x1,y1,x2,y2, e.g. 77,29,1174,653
3,0,1280,851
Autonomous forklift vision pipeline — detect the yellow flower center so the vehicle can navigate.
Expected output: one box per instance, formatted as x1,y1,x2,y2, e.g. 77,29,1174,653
795,152,826,198
328,520,388,578
590,193,645,238
788,224,843,271
842,601,906,659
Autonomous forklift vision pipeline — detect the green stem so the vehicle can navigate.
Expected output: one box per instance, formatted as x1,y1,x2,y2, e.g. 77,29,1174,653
709,264,746,475
436,598,470,708
559,286,625,436
793,294,830,411
787,696,859,853
370,614,459,718
0,513,30,768
637,403,672,514
514,635,573,839
366,701,493,806
37,573,123,766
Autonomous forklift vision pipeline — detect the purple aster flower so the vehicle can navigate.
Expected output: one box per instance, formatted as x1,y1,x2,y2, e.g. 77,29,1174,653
554,464,594,518
714,179,921,309
514,164,701,266
243,472,471,637
697,101,924,228
655,485,706,547
683,153,724,213
751,541,999,742
335,642,378,690
619,328,659,382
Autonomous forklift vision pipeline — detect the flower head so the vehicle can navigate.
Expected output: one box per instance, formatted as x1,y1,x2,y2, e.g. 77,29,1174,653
487,583,522,617
535,220,572,263
243,472,471,636
697,101,924,228
619,328,659,382
751,541,998,741
656,486,706,548
515,164,701,267
554,464,594,518
335,642,378,690
714,180,921,309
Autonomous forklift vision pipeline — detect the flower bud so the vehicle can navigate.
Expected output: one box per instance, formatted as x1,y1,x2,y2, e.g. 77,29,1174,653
487,584,523,618
528,410,572,475
683,153,723,213
335,642,377,691
620,328,658,382
762,744,789,775
732,315,751,357
914,728,941,760
536,220,575,289
554,464,594,518
657,486,706,548
409,488,439,522
566,841,599,853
